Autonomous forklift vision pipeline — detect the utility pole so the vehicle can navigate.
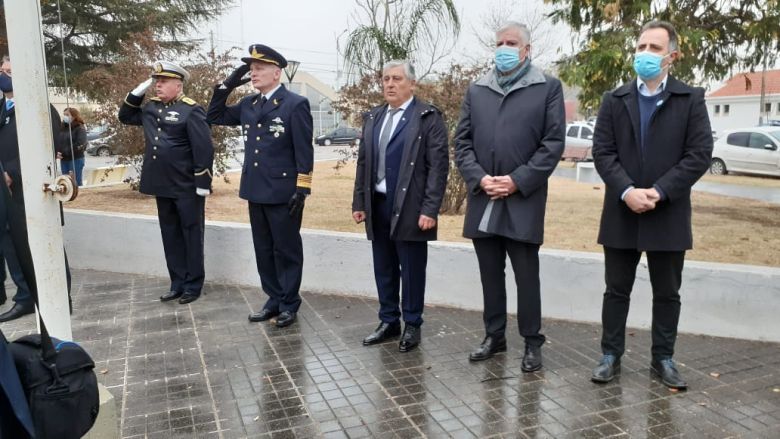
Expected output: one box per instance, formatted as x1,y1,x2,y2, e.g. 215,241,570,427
5,0,73,339
759,55,768,126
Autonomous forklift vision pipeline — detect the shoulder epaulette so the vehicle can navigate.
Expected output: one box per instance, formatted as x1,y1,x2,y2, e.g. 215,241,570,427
149,97,161,102
181,96,197,106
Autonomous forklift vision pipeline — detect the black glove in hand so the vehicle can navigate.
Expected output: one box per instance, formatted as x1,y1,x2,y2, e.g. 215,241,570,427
223,64,250,89
288,192,306,217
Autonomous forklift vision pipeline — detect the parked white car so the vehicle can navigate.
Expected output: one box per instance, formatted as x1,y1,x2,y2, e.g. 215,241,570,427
710,127,780,177
563,122,594,161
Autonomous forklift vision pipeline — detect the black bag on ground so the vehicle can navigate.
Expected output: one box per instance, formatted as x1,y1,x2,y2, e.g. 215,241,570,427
9,335,99,439
0,163,99,438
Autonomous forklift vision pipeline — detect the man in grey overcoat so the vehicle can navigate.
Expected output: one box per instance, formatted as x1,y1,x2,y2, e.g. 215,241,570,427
454,21,565,371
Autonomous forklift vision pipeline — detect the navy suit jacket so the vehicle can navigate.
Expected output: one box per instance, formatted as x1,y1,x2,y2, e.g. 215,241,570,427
208,84,314,204
373,101,416,206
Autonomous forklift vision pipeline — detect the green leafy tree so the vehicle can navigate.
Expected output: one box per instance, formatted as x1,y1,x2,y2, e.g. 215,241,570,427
343,0,461,79
77,31,248,188
0,0,232,88
547,0,780,110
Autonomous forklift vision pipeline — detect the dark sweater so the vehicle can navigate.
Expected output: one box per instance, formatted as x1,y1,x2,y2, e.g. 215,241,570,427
638,92,663,151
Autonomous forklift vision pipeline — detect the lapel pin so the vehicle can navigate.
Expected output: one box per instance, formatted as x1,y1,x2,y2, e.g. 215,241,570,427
656,100,663,106
273,98,279,105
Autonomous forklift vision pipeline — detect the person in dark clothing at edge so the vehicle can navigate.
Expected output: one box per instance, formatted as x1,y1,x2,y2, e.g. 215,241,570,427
0,55,71,323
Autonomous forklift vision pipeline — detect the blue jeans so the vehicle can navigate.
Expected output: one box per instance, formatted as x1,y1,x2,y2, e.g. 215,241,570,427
61,157,85,186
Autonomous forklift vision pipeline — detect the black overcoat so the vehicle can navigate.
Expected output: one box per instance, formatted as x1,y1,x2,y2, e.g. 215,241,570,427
592,76,713,251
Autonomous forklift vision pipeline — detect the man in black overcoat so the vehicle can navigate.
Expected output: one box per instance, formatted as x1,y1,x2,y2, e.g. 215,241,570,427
590,21,713,390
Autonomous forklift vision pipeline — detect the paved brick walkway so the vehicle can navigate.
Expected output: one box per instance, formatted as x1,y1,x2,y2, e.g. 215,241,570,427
1,269,778,438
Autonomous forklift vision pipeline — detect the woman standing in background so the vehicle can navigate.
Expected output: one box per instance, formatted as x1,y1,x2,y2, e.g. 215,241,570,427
58,107,87,186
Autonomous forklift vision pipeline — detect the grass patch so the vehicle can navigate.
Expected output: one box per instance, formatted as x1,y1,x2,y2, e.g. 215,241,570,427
69,161,780,267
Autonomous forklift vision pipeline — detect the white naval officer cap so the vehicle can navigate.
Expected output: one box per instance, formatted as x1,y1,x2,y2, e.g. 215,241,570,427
151,60,190,82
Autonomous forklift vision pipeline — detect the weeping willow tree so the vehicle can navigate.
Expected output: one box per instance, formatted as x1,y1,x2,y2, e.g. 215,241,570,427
342,0,460,80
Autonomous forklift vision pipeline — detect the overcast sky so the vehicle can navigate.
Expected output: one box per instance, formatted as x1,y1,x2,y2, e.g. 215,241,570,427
201,0,572,87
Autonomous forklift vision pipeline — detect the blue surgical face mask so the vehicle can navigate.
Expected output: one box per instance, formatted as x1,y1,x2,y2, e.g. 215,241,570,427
633,51,669,80
495,46,521,73
62,115,72,124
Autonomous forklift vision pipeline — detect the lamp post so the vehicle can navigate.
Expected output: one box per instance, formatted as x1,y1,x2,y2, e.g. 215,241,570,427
284,60,300,89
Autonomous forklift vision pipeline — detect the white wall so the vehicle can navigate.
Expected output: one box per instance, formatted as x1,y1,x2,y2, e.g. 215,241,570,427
63,209,780,342
707,94,780,134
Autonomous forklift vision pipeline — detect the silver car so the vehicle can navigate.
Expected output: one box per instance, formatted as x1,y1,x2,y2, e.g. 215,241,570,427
711,127,780,177
562,122,594,161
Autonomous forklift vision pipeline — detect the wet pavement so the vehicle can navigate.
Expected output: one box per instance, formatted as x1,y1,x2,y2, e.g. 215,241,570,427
1,269,779,438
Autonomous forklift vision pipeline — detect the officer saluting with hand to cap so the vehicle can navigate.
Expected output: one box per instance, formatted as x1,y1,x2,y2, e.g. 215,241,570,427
208,45,313,328
119,61,214,305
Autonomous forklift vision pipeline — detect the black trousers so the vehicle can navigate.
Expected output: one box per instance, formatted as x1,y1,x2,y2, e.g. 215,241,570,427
473,237,545,347
371,193,428,327
248,202,303,313
156,195,206,295
600,246,685,360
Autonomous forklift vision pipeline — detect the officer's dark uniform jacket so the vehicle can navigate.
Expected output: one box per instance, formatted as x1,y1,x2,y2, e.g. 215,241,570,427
207,84,313,202
118,93,214,197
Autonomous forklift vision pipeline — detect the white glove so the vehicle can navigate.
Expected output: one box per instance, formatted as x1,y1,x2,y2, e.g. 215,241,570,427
130,78,153,97
196,187,210,197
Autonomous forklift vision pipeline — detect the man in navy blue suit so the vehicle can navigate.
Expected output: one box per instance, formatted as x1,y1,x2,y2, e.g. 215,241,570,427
352,60,449,352
208,45,314,328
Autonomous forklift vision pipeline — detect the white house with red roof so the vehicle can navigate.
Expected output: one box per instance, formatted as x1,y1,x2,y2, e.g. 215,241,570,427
706,69,780,134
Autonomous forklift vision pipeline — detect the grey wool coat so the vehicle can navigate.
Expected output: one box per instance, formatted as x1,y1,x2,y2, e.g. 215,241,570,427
454,66,565,244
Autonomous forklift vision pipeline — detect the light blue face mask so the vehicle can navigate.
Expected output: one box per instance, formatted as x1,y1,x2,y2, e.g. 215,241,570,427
633,51,669,80
62,115,72,124
495,46,521,73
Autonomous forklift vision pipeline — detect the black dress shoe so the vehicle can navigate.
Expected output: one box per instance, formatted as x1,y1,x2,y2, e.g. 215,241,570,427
651,358,688,390
160,291,183,302
178,292,200,304
362,322,401,346
248,308,279,322
0,303,35,322
275,311,297,328
469,336,507,362
521,345,543,372
398,325,421,352
591,354,620,383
